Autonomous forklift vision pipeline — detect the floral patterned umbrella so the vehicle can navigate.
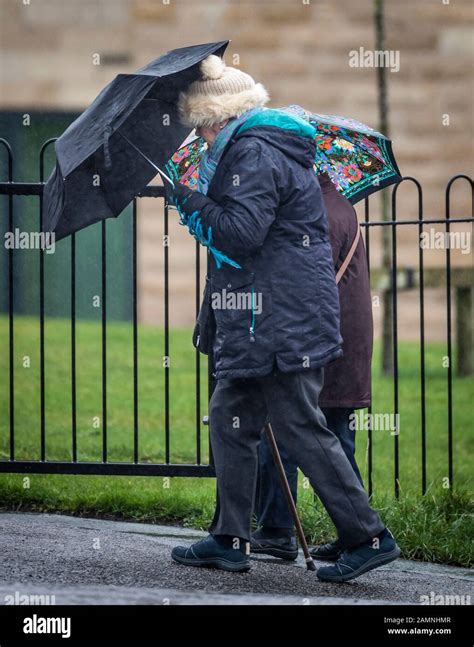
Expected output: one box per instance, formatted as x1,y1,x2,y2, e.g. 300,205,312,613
165,104,401,204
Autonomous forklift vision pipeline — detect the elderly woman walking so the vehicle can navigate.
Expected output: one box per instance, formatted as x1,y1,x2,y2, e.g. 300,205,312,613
170,55,399,582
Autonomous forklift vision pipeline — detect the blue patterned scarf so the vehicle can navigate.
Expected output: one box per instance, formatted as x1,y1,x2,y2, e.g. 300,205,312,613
197,107,264,196
176,108,264,270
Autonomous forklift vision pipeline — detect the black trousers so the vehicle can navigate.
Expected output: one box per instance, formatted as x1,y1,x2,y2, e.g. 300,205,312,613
257,407,364,530
208,367,384,548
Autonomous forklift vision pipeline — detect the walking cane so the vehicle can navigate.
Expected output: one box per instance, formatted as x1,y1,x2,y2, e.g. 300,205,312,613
264,422,316,572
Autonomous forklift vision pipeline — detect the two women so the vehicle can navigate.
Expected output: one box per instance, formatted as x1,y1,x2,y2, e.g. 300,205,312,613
170,55,399,582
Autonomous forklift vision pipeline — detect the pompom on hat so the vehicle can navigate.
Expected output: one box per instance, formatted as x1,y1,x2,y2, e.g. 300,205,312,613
179,55,269,128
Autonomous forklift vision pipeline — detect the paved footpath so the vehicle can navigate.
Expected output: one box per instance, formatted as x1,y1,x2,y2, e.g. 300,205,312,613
0,512,472,605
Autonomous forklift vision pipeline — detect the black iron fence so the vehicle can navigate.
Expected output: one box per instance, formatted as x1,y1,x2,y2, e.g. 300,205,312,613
0,138,472,497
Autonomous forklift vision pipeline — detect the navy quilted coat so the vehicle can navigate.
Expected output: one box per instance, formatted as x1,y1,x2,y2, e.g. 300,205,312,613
188,122,343,379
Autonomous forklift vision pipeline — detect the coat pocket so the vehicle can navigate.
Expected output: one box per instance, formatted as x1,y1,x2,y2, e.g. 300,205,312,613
192,277,215,356
210,270,256,343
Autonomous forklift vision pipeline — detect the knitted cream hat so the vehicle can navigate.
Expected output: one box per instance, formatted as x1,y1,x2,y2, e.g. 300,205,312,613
179,55,269,128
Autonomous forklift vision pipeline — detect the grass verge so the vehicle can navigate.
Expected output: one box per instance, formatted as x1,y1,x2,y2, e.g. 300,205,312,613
0,316,472,566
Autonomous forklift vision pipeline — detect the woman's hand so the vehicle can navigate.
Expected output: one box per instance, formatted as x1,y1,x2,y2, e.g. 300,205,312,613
170,182,199,215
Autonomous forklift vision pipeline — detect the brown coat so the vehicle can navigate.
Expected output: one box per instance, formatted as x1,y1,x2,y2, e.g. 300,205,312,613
318,173,373,408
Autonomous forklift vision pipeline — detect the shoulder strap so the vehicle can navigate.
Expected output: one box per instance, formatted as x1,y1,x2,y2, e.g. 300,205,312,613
335,223,361,285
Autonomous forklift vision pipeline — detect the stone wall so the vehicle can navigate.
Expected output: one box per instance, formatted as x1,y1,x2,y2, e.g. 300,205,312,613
0,0,472,335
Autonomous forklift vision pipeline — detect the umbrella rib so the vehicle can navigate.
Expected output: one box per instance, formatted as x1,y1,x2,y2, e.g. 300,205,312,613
116,131,175,187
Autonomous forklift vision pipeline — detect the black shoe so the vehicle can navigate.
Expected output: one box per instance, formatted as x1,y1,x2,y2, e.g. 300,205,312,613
171,535,251,572
250,530,298,561
310,539,344,561
317,528,401,583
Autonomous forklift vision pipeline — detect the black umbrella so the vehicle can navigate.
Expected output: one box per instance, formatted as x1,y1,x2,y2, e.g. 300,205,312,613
43,40,229,240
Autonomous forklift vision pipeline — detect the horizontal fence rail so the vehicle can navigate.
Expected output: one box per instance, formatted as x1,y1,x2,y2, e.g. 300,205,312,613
0,137,473,497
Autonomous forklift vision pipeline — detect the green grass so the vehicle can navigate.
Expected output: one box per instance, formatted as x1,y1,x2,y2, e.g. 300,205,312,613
0,315,472,566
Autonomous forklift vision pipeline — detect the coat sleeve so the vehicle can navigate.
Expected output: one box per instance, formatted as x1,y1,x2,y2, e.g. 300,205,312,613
185,140,281,257
325,193,354,267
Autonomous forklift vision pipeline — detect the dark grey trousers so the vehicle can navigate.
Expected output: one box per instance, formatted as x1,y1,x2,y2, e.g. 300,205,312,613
208,367,384,548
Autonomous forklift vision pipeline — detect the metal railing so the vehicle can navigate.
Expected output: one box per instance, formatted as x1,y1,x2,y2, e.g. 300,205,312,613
0,138,472,496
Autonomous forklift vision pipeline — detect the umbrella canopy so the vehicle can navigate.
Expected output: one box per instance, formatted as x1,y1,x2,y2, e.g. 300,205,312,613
165,104,401,204
43,41,229,240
